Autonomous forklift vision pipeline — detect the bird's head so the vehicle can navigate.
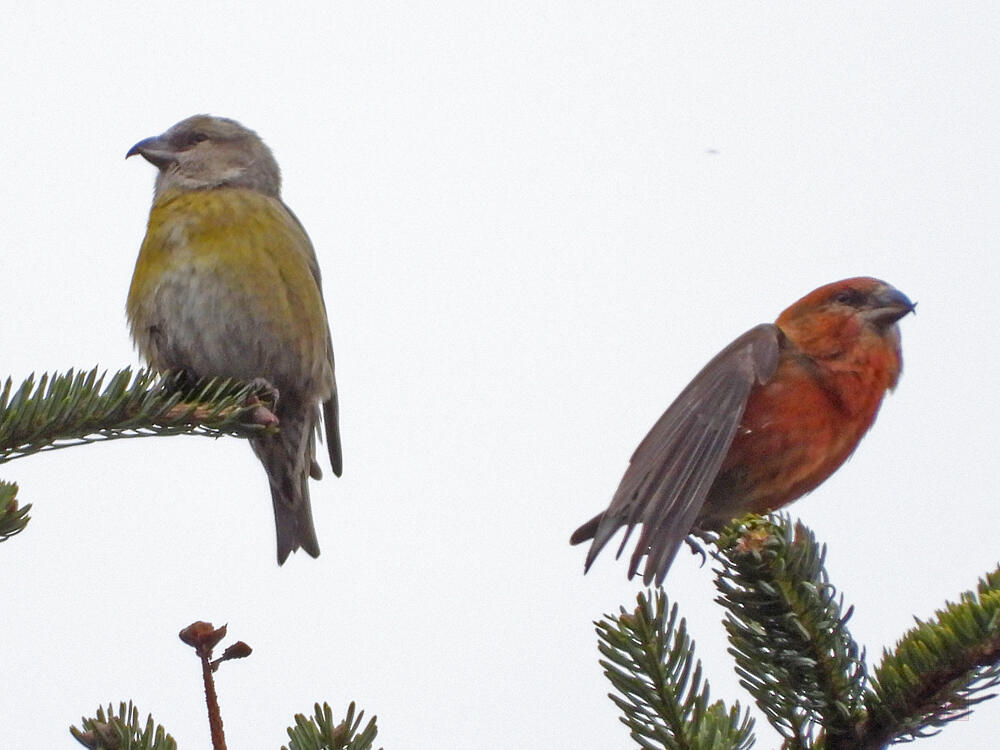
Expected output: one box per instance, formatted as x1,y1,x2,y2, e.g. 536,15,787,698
127,115,281,199
776,277,915,367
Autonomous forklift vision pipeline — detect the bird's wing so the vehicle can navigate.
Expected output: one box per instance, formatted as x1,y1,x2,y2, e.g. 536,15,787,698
283,201,343,476
323,389,343,477
578,323,781,585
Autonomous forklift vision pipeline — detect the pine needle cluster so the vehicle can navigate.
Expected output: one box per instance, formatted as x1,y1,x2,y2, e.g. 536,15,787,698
597,515,1000,749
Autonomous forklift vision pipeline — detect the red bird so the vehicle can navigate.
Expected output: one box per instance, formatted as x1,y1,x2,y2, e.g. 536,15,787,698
571,277,914,585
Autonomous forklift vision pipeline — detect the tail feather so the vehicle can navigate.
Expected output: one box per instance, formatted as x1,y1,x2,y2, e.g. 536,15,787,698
570,511,623,574
250,404,321,564
569,512,602,546
271,478,320,564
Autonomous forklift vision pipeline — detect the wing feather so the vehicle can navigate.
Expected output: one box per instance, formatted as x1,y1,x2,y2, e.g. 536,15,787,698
283,201,342,476
575,324,780,584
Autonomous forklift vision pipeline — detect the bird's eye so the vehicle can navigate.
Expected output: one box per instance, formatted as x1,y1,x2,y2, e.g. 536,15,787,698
179,132,209,149
832,289,862,306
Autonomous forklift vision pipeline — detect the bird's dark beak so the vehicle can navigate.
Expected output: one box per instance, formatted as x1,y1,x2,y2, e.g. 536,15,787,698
126,136,176,169
867,285,916,326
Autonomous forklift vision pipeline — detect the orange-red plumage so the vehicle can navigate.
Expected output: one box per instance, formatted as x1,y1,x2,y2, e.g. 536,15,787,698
571,277,914,584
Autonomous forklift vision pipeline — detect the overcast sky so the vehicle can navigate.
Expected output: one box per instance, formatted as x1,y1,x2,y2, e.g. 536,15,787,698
2,3,999,749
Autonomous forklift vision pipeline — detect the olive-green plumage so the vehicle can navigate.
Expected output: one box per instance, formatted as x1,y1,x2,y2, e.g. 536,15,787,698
126,115,341,564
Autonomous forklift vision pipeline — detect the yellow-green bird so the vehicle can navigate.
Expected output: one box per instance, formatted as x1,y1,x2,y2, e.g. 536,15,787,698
126,115,341,564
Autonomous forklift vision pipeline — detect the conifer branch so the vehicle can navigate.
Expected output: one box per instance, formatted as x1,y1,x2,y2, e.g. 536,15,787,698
0,480,29,539
857,566,1000,748
599,518,1000,749
0,367,277,464
70,702,176,750
713,516,867,749
596,589,755,750
282,702,380,750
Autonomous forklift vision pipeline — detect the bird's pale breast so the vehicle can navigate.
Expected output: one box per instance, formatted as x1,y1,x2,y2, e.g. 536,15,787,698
126,188,332,398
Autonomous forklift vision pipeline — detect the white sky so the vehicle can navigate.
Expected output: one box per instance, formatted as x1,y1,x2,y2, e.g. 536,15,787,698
2,3,998,748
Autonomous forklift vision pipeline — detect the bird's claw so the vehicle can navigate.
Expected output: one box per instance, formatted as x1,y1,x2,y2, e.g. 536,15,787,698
684,535,708,567
245,378,280,427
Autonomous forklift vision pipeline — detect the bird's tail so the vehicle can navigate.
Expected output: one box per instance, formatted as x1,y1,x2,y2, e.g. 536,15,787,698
569,512,602,547
251,406,321,564
569,511,623,574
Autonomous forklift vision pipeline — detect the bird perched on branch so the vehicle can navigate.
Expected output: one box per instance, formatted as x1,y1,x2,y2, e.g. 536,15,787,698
571,277,914,585
126,115,341,564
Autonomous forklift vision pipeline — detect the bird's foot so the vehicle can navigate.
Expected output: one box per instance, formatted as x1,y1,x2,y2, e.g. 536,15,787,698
687,528,724,567
245,378,280,427
684,535,709,567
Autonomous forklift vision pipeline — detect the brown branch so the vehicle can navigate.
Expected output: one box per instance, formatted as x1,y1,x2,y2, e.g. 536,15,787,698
179,621,252,750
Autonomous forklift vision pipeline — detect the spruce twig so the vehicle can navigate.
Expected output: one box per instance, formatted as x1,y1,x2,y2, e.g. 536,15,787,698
714,515,866,749
858,566,1000,748
0,367,277,464
597,516,1000,749
597,589,755,750
179,621,253,750
70,701,176,750
0,480,29,539
282,702,381,750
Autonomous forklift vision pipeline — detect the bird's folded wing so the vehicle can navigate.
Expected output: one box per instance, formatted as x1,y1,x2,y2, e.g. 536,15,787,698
284,200,343,477
323,391,343,477
585,323,781,585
